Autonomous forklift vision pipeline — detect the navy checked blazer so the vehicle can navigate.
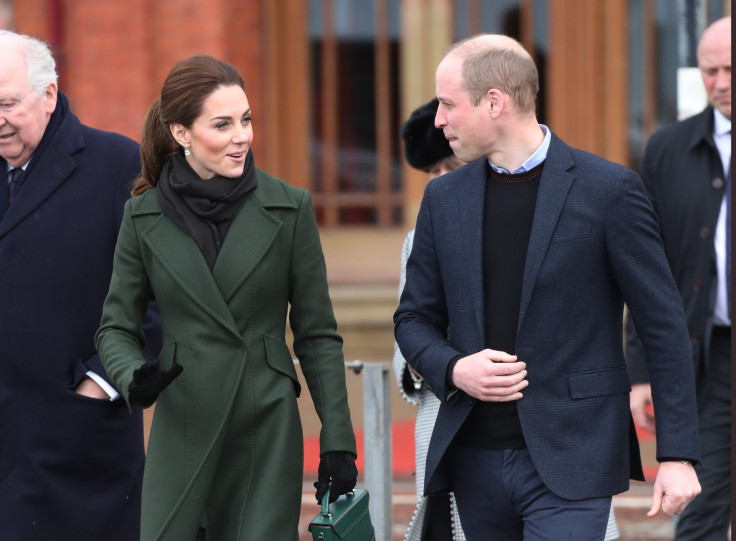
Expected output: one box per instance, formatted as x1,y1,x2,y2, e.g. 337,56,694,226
394,133,700,501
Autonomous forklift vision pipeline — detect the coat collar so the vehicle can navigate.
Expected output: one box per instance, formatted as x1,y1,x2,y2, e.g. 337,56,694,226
0,111,83,239
132,170,297,336
686,106,717,151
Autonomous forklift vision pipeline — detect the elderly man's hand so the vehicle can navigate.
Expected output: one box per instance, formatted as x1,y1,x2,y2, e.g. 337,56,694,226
647,461,701,517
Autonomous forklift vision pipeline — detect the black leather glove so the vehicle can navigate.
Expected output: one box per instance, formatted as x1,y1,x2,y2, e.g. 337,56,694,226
314,451,358,504
128,359,183,408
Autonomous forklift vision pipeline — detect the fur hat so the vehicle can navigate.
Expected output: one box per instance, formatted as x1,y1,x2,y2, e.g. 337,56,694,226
400,98,454,170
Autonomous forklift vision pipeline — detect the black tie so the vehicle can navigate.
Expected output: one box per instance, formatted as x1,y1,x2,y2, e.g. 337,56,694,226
8,167,25,204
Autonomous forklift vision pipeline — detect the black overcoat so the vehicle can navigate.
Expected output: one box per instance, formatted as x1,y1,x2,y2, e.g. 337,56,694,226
0,93,161,540
625,107,727,396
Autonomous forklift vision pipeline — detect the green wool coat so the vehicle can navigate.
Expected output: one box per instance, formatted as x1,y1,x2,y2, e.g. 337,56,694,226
95,169,357,541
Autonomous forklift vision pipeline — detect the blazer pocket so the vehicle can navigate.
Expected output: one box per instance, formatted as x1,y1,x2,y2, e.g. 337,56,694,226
264,334,301,397
568,367,631,399
549,224,594,244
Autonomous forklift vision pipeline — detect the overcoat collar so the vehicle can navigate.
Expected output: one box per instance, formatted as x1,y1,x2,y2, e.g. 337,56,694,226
133,170,297,337
457,133,576,340
686,106,717,151
0,109,83,239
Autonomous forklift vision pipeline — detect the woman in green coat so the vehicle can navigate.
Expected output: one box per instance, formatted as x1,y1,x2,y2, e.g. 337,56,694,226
95,55,358,541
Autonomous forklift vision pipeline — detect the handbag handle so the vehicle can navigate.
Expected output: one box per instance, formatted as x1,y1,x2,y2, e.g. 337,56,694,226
320,486,357,519
320,487,332,518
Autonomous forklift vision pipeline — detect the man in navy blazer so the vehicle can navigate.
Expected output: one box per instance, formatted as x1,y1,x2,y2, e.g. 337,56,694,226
0,31,161,540
394,33,702,539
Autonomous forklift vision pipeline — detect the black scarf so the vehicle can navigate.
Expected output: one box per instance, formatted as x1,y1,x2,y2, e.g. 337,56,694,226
157,150,258,269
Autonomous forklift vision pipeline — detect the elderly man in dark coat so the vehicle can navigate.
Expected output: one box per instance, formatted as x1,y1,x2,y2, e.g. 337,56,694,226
0,30,161,540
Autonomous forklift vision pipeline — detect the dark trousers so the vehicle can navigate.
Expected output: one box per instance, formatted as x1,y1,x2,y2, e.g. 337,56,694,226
675,329,731,541
447,445,610,540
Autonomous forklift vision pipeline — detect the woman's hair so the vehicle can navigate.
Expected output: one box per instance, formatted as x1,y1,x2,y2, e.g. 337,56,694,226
132,55,244,195
441,154,464,172
0,30,58,96
422,154,464,175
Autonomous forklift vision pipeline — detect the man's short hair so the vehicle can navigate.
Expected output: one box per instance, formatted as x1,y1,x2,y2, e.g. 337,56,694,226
449,35,539,114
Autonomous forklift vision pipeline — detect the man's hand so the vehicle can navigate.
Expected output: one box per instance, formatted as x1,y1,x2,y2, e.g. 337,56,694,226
452,349,527,401
647,461,701,517
630,383,655,434
74,377,109,399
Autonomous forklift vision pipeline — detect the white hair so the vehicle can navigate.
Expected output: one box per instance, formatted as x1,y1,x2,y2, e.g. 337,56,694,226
0,30,58,96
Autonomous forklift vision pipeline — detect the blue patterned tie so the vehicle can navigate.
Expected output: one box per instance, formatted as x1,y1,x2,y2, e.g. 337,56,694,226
8,167,25,204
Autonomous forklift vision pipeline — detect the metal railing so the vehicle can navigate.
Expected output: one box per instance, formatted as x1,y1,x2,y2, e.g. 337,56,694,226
298,359,394,541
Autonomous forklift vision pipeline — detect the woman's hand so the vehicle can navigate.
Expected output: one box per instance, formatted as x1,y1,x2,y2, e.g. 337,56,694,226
313,451,358,504
128,359,183,408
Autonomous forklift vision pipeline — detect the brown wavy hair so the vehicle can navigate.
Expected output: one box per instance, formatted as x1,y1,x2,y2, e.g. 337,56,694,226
132,55,244,195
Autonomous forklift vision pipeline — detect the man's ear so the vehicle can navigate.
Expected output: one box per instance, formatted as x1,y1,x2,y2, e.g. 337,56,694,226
170,124,189,148
43,82,58,114
486,88,505,118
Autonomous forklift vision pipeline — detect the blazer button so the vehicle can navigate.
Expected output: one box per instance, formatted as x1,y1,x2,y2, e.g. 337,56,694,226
693,279,702,291
712,177,724,189
700,227,711,238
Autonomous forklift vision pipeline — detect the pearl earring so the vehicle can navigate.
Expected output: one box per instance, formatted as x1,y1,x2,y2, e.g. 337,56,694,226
184,146,191,156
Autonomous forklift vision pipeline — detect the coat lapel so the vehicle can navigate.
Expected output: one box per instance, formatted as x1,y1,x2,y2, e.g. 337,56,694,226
211,193,284,302
0,116,82,239
136,200,241,338
518,135,575,329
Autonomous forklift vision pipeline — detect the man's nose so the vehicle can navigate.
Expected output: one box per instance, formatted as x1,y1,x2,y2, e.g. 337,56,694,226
435,108,446,128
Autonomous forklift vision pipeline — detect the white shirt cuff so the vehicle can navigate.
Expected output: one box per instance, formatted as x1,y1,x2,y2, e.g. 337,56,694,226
85,371,120,401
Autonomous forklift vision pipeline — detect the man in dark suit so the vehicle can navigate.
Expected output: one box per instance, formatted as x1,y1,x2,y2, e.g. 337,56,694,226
625,16,731,541
394,33,702,539
0,30,161,540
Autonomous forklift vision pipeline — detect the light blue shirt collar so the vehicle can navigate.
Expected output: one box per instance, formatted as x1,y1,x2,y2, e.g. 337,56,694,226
6,160,30,173
489,125,551,174
713,108,731,136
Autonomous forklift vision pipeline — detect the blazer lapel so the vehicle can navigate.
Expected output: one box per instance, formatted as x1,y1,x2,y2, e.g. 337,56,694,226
138,205,241,338
211,194,284,302
457,160,488,340
518,135,575,329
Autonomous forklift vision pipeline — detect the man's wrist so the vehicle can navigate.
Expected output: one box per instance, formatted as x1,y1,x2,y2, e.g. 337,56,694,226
445,355,462,389
660,458,695,466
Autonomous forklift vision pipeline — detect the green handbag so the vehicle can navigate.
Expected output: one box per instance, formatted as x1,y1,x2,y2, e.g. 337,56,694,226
308,487,375,541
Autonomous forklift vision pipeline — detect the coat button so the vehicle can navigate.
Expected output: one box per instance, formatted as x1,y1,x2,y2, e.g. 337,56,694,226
700,227,711,238
712,177,724,189
693,279,702,291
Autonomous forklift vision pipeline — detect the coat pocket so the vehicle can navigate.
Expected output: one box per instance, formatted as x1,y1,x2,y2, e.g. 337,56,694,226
264,334,301,397
568,366,631,399
158,340,177,370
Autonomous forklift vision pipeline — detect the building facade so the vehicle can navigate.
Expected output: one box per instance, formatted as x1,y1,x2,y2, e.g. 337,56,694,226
8,0,730,230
